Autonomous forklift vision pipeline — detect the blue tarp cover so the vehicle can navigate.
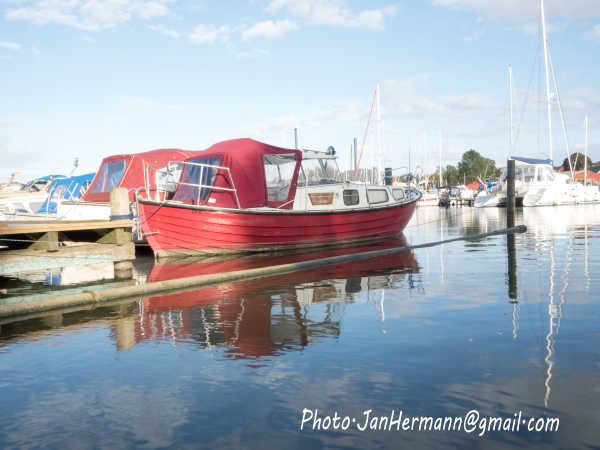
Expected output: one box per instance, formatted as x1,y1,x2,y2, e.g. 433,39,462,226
37,173,95,213
509,156,553,165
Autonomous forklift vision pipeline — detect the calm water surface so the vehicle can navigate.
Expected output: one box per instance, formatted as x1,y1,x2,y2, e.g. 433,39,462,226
1,206,599,449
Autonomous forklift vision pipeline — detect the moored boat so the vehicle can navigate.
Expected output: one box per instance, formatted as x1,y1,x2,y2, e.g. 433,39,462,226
57,148,202,220
138,138,420,257
0,175,65,218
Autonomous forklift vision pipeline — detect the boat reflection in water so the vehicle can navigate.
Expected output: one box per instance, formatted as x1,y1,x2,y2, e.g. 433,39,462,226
131,236,419,360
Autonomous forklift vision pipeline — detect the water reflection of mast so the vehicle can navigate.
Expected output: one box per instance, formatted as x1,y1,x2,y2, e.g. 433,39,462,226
544,241,556,408
584,224,590,291
511,302,519,339
440,211,445,285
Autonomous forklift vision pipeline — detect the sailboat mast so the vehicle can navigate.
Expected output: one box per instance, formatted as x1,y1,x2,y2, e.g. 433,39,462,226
541,0,553,162
376,83,383,184
439,130,442,187
585,115,589,185
509,65,514,153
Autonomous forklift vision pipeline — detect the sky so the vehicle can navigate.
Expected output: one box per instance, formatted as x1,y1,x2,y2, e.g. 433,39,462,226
1,0,600,181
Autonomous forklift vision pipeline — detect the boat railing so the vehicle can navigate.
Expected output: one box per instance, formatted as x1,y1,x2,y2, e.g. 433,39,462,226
143,160,243,210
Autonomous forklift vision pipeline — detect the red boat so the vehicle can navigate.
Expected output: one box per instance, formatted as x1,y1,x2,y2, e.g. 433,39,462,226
57,148,202,220
138,138,420,257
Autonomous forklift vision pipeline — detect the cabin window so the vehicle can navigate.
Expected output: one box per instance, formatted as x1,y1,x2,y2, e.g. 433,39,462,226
343,189,360,206
173,157,222,203
264,154,298,202
367,189,389,204
392,188,405,201
309,193,334,205
90,160,127,193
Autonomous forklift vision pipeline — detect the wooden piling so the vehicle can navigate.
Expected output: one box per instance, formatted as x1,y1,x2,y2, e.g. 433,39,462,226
506,159,516,228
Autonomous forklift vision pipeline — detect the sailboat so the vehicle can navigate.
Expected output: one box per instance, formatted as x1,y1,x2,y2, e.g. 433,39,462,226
477,1,595,207
521,0,600,206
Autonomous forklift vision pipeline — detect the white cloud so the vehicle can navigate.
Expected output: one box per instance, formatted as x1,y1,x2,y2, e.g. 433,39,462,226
267,0,397,30
432,0,600,21
585,24,600,41
149,24,181,39
382,77,499,119
128,97,154,108
232,47,269,60
242,19,298,40
251,100,363,135
5,0,171,31
0,41,21,51
189,24,231,44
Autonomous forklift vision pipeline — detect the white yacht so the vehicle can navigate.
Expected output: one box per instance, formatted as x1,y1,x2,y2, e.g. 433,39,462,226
474,157,556,207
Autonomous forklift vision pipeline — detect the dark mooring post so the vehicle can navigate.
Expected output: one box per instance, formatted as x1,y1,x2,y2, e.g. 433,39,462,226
506,159,517,299
507,230,518,299
506,159,516,228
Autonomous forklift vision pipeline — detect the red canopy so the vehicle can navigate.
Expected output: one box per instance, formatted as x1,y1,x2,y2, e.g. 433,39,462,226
83,148,202,203
176,138,302,209
467,180,482,191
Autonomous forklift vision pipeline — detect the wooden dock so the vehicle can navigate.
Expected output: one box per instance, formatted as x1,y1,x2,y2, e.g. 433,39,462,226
0,188,136,277
0,218,136,276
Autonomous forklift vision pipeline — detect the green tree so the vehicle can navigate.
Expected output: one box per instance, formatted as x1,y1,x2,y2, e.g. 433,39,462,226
443,165,460,185
562,153,592,172
457,149,499,183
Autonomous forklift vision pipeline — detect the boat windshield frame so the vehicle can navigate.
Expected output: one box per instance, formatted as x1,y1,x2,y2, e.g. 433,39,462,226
298,154,344,187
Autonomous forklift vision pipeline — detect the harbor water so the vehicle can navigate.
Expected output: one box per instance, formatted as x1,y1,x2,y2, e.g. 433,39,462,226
1,205,599,449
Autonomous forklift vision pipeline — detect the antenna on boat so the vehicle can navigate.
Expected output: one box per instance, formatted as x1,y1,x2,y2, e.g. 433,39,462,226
69,157,79,177
294,128,299,150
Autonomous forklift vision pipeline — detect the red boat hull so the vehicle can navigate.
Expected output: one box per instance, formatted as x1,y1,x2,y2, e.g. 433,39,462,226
138,200,417,256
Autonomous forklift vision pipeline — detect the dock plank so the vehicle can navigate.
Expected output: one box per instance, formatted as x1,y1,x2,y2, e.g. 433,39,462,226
0,219,134,236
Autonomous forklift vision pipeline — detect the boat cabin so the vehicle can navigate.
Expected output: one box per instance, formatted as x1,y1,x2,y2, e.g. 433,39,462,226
167,138,418,211
506,157,557,184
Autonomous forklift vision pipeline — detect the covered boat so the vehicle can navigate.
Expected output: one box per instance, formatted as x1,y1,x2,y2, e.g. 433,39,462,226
138,138,420,257
37,172,95,214
57,148,202,220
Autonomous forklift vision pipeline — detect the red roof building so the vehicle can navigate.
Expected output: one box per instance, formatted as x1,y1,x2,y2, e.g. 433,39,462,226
573,170,600,185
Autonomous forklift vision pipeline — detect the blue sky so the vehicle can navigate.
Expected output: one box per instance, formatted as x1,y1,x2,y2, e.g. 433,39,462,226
1,0,600,181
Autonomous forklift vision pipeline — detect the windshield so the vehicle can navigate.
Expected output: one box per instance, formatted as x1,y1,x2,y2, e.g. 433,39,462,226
173,157,222,203
90,159,127,193
20,179,49,192
298,158,343,186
